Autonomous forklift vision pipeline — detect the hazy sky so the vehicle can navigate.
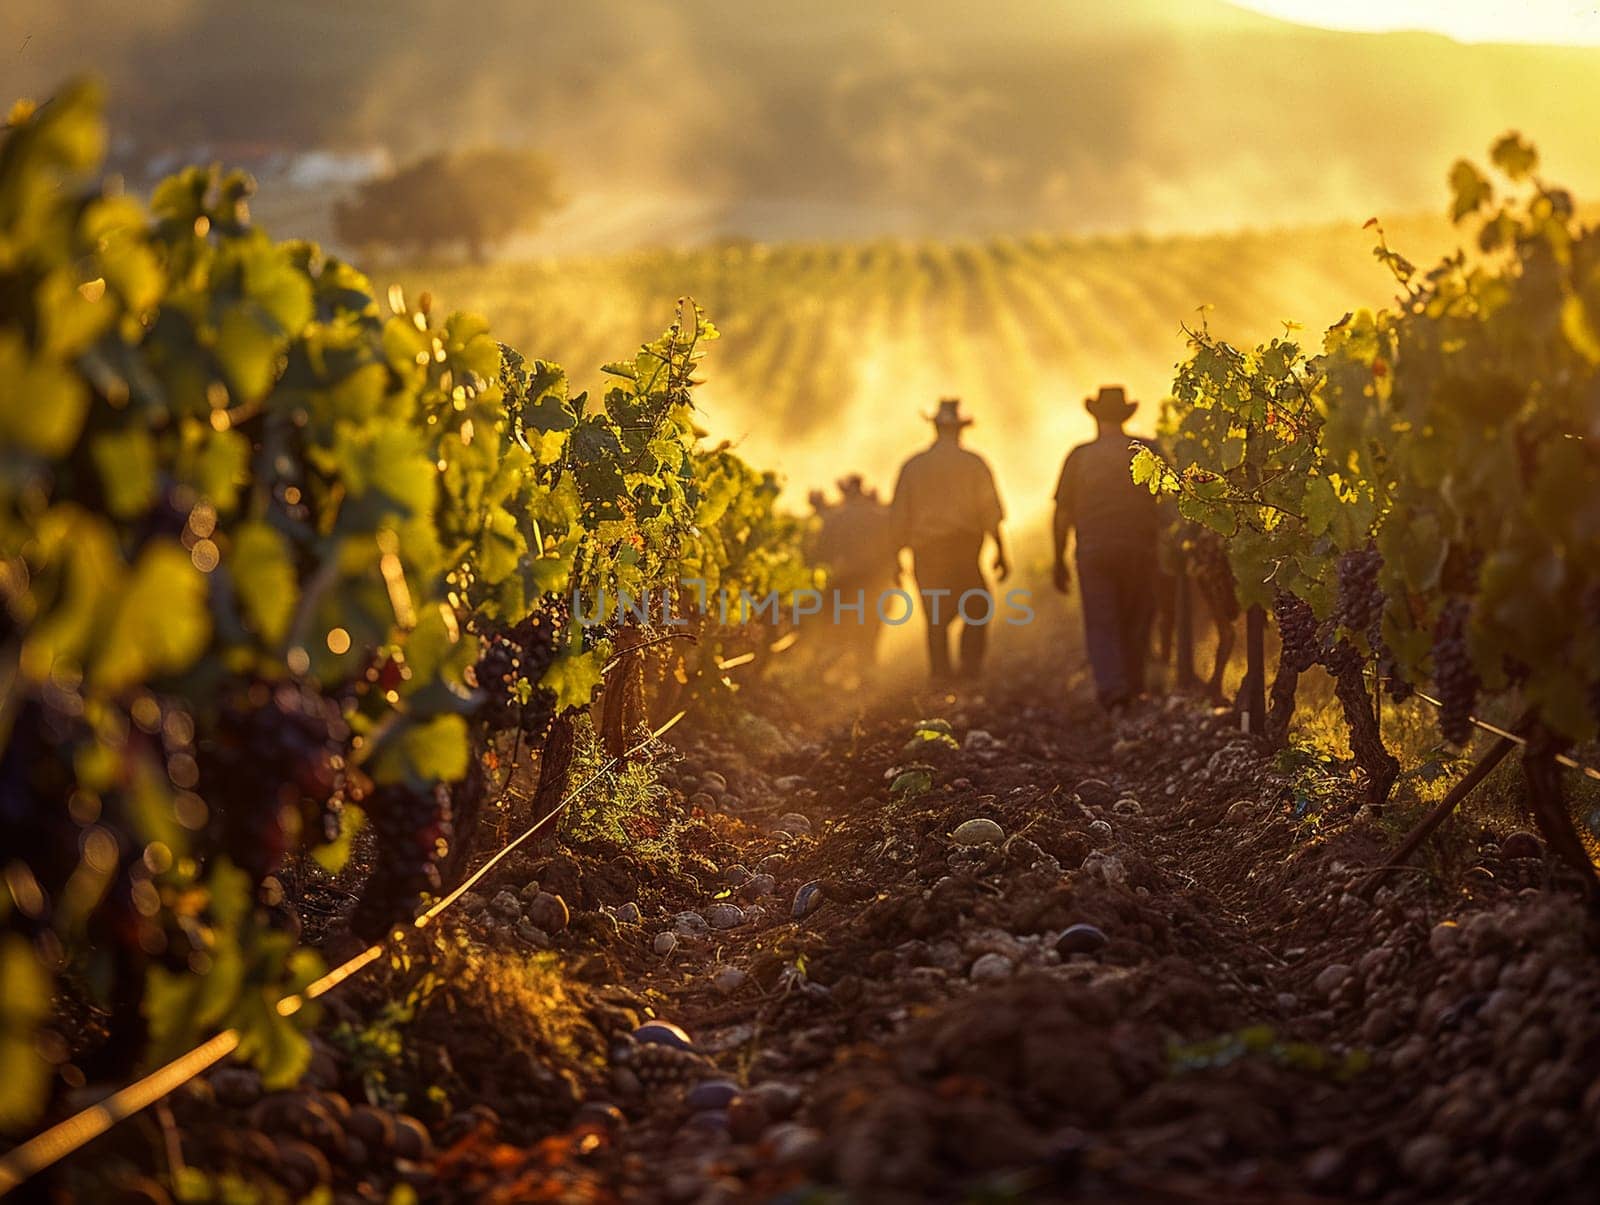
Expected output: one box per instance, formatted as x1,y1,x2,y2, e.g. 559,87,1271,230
1235,0,1600,44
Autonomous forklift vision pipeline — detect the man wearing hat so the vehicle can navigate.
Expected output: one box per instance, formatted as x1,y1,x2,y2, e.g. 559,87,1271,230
816,474,897,672
1051,386,1161,709
890,399,1009,683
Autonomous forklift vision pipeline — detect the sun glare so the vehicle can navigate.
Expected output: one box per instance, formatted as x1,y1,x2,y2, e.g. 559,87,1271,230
1232,0,1600,45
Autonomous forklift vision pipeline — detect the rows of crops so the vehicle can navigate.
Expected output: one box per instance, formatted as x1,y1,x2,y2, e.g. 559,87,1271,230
404,213,1465,506
0,84,810,1134
1141,135,1600,873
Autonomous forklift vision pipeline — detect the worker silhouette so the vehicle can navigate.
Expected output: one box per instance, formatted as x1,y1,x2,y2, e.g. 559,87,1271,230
1052,386,1161,710
815,474,897,672
890,399,1008,683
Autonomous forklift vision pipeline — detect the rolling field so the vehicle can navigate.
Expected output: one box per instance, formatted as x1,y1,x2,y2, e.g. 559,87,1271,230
401,214,1458,511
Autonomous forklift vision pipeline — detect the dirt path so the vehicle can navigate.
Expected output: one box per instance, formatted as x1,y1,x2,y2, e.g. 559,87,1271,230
144,655,1600,1204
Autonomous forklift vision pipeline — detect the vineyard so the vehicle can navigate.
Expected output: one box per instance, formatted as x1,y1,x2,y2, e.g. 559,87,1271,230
397,214,1472,513
4,80,1600,1205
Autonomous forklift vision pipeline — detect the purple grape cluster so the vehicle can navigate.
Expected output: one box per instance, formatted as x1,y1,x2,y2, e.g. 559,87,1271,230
1432,598,1480,746
1272,589,1321,674
350,783,452,940
200,679,350,880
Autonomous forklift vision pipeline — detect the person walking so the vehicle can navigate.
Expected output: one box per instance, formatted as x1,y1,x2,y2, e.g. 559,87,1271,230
1051,386,1161,710
815,474,897,672
890,399,1008,683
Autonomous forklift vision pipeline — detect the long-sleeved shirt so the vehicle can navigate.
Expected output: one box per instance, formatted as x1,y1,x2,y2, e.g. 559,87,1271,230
890,439,1005,549
1053,434,1159,553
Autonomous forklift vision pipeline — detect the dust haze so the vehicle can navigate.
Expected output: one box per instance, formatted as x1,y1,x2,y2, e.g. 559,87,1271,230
7,0,1600,511
9,1,1600,243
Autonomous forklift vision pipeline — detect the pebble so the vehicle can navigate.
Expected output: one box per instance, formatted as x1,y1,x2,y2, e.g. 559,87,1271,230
634,1021,694,1051
969,952,1014,983
792,881,825,920
490,890,521,920
1501,831,1543,860
1055,923,1108,957
748,1081,802,1119
514,920,551,946
742,873,777,899
963,729,1002,751
1081,851,1127,885
774,774,806,792
686,1079,741,1111
1313,963,1350,1000
211,1068,262,1109
682,1109,730,1134
574,1101,627,1131
615,902,642,925
1076,778,1118,807
525,892,569,934
1088,819,1114,841
951,818,1005,846
763,1122,822,1166
706,903,745,930
1112,798,1142,816
776,812,812,835
722,864,752,887
758,854,786,875
1428,921,1461,957
701,771,728,795
672,911,709,937
713,966,749,994
654,932,679,956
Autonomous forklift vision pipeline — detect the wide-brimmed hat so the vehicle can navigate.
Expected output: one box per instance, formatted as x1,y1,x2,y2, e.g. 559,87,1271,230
927,397,973,428
1085,385,1137,422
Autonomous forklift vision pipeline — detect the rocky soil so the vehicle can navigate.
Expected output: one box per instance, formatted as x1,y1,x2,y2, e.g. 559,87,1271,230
63,658,1600,1203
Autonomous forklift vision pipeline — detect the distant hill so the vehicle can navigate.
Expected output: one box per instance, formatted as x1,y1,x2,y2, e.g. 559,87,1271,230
7,0,1600,246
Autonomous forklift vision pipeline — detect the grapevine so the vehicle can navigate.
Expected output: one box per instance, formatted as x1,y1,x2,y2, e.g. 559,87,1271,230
0,82,811,1129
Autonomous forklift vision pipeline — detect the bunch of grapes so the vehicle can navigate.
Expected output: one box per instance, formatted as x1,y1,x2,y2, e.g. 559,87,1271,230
1380,653,1415,702
1432,598,1480,746
1272,590,1321,674
350,783,452,940
198,679,350,879
1320,636,1363,680
475,634,522,729
1335,546,1384,637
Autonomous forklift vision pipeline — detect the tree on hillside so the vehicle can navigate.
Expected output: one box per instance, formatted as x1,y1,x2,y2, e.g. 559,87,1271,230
334,147,562,261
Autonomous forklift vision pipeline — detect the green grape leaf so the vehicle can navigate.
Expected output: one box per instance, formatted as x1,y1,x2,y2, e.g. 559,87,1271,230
1448,160,1493,222
372,714,470,784
1177,494,1237,537
1560,293,1600,366
230,521,298,645
541,644,607,712
91,426,159,518
0,936,53,1128
215,306,284,401
1489,132,1538,181
96,541,212,690
311,803,365,874
0,332,92,456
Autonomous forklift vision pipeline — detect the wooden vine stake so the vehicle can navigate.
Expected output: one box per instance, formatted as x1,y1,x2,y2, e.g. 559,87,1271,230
1521,727,1600,896
1174,551,1198,690
530,713,577,831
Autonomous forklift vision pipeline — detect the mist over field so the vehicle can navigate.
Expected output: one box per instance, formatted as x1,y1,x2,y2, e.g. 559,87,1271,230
9,0,1600,245
8,0,1599,509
